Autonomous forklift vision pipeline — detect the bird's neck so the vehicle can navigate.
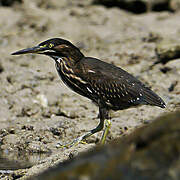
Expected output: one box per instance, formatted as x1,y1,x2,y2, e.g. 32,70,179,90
50,48,84,65
65,48,84,62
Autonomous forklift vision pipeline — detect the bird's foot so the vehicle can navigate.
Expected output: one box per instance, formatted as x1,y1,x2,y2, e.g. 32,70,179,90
56,134,89,149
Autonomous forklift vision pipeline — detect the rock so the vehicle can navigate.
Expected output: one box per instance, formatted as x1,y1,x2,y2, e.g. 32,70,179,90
0,62,4,73
170,0,180,11
0,0,22,6
30,111,180,180
154,39,180,65
93,0,177,13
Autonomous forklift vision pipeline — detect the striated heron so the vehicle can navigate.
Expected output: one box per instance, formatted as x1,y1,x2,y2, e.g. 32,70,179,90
12,38,166,147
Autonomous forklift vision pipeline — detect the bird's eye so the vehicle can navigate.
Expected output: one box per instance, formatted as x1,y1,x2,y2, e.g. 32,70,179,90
40,45,47,48
49,43,54,48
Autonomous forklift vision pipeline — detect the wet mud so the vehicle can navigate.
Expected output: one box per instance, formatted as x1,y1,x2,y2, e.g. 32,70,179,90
0,0,180,179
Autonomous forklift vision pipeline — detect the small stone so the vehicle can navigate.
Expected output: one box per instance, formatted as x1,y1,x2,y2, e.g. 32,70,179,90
3,134,20,145
50,127,62,136
35,94,48,108
28,141,50,153
69,150,78,159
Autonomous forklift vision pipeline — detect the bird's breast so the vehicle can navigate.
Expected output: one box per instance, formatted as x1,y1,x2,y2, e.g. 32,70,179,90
55,59,94,100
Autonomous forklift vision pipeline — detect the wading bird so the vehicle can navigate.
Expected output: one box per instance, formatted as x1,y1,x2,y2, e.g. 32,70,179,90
12,38,166,147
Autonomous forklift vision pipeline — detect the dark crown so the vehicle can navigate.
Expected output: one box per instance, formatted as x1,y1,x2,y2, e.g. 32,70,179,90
38,38,77,49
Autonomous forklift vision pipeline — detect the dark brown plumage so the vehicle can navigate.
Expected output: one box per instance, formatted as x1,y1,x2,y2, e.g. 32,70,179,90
12,38,166,147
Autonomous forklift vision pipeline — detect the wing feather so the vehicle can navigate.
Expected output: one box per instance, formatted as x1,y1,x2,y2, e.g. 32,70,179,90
74,57,165,109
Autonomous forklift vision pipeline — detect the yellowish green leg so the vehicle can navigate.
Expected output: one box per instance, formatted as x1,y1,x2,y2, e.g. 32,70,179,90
100,119,111,145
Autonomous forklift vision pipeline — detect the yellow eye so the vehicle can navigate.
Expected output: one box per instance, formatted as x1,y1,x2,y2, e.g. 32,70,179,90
40,45,47,48
49,43,54,48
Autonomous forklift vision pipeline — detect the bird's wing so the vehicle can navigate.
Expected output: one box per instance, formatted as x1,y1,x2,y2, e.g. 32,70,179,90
75,57,165,108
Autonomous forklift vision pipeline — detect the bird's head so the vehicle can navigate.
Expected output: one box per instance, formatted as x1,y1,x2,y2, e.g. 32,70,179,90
12,38,84,61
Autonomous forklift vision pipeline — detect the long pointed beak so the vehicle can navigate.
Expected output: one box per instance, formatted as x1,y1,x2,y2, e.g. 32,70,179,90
11,46,49,55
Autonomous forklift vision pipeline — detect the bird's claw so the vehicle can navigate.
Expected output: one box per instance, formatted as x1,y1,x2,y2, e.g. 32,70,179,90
56,137,87,149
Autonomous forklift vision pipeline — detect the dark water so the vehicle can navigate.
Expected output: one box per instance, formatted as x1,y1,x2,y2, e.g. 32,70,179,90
0,150,51,170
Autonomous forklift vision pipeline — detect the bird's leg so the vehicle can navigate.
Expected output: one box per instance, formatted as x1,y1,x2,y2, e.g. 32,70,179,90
100,119,111,145
58,107,108,148
99,109,110,145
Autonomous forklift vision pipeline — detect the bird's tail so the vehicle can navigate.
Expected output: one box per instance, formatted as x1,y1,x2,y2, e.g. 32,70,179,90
142,88,166,108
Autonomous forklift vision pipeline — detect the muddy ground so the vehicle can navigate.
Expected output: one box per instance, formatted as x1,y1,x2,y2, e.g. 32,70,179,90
0,0,180,179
